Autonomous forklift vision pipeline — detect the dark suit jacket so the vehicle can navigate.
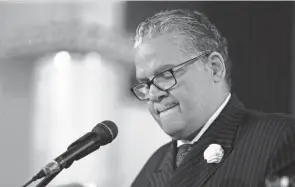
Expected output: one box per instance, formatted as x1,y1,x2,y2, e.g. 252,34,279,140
131,94,295,187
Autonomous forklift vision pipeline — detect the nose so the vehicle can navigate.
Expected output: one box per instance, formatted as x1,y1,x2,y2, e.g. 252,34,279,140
148,84,168,102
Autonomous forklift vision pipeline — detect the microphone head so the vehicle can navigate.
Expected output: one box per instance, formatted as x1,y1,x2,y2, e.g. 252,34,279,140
92,120,118,145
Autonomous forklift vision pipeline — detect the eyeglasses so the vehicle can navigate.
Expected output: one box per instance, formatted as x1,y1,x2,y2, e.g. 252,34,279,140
130,51,211,101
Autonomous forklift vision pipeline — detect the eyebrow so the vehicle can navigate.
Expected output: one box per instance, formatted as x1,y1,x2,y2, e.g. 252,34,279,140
154,64,175,75
137,64,175,83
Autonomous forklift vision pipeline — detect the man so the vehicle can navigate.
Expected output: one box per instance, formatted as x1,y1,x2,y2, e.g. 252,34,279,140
130,9,295,187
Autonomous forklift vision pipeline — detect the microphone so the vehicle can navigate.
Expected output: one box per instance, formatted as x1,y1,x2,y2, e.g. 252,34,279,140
32,120,118,181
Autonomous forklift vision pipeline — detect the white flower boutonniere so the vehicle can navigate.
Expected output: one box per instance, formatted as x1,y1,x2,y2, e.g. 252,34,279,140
203,144,224,164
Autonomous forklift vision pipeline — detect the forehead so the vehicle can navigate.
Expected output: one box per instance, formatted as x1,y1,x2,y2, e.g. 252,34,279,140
135,35,185,79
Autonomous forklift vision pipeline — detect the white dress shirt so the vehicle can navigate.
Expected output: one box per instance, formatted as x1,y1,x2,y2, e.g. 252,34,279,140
177,93,231,147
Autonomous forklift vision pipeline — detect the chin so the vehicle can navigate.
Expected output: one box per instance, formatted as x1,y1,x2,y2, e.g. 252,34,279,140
160,121,186,139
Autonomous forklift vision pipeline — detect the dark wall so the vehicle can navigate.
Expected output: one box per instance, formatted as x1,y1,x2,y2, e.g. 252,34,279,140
124,1,294,113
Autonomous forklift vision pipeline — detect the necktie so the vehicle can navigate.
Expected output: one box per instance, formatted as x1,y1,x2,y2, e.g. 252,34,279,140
176,144,192,167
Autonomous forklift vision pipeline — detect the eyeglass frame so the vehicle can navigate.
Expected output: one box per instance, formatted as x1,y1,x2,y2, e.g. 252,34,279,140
130,50,212,101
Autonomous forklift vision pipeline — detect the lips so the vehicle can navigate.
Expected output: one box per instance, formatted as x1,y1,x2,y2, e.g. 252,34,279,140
156,103,179,114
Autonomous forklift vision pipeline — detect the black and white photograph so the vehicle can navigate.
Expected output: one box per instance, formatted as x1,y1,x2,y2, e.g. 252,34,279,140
0,1,295,187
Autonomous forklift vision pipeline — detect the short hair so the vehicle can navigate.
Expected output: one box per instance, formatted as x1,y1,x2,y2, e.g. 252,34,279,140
134,9,231,89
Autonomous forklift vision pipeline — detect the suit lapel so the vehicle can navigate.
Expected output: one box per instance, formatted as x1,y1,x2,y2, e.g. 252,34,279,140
168,94,249,187
148,140,177,187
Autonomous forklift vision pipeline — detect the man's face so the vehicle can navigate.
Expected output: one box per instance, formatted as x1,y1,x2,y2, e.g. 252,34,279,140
135,35,216,139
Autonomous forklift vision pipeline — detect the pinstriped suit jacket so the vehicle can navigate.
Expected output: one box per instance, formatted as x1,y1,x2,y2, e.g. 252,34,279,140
131,94,295,187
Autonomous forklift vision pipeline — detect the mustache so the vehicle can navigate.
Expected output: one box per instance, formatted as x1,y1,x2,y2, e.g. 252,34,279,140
154,101,179,113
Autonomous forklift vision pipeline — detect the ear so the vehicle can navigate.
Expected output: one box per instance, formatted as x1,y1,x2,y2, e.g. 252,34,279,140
207,52,226,82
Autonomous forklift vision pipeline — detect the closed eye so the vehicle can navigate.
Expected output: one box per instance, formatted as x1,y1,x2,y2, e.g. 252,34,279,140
173,68,186,76
137,77,150,83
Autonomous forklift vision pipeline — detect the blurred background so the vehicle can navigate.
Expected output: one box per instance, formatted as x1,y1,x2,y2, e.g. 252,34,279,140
0,1,295,187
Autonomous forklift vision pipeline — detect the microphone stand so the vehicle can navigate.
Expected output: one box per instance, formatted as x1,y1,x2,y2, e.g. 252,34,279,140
35,170,62,187
34,141,79,187
33,142,86,187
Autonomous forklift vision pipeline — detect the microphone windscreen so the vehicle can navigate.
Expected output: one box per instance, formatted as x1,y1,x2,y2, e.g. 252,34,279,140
92,120,118,145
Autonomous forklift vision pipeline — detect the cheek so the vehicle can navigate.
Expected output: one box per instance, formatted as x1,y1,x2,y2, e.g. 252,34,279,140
171,78,208,111
171,83,195,111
